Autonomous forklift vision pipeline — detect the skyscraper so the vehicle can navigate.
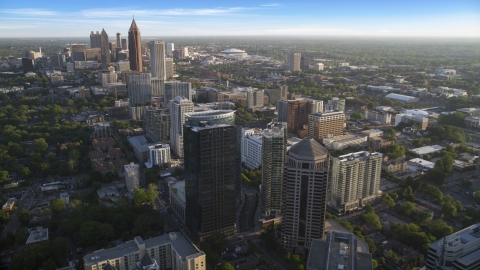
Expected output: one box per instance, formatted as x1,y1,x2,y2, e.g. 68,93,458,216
116,33,122,47
281,138,329,254
246,89,264,112
128,73,151,119
289,52,301,72
308,111,345,140
183,110,237,242
71,44,86,61
330,151,382,215
325,97,346,112
165,81,192,105
149,41,166,80
165,58,174,79
279,99,323,136
166,43,174,55
170,96,194,158
128,18,143,72
121,38,128,50
100,29,110,69
261,127,285,217
90,31,101,48
265,85,288,106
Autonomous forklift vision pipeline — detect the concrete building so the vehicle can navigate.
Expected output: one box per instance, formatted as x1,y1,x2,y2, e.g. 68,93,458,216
322,134,367,151
314,63,324,71
50,53,65,68
151,77,164,97
265,85,288,105
382,158,408,173
308,111,345,140
145,107,170,143
93,122,112,138
278,99,324,136
170,97,194,158
166,43,174,55
241,128,263,169
363,110,392,124
26,227,49,245
100,29,110,69
128,136,156,164
165,58,175,79
465,117,480,129
145,144,171,169
261,127,285,217
330,151,382,215
128,73,151,119
71,44,86,61
90,31,101,48
282,138,330,254
149,41,166,80
426,223,480,270
246,89,265,112
307,231,373,270
361,129,384,138
325,98,345,112
395,113,429,130
101,71,117,88
170,180,186,223
183,110,238,242
165,81,192,105
124,162,139,192
385,93,419,103
289,52,301,72
84,232,206,270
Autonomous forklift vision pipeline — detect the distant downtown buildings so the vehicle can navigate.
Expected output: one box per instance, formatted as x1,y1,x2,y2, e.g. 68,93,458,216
128,18,142,72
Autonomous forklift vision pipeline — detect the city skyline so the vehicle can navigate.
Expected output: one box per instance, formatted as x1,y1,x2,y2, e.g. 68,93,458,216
0,0,479,37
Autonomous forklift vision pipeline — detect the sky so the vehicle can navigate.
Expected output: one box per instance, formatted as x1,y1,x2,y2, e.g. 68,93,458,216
0,0,479,37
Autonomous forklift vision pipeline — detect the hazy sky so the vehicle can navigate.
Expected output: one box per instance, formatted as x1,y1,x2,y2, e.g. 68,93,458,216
1,0,479,37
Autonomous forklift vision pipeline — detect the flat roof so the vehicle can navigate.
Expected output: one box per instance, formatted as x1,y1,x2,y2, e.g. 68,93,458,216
408,158,435,169
336,151,382,162
170,180,186,203
26,227,49,244
325,219,369,253
411,145,445,155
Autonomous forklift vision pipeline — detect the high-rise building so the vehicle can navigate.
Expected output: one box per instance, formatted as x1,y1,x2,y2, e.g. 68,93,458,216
165,58,174,78
300,56,311,71
330,151,382,215
109,42,116,62
71,44,86,61
325,97,345,112
90,31,101,49
183,110,237,242
21,58,34,73
128,73,151,119
151,77,164,97
279,99,323,136
288,52,301,72
121,38,128,50
128,18,143,72
165,81,192,105
261,127,285,217
307,231,373,270
50,53,65,68
166,43,174,55
170,97,194,158
116,33,122,47
426,223,480,270
145,144,171,169
246,89,264,112
149,41,166,80
100,29,110,69
241,128,263,169
265,85,288,106
281,138,330,254
124,162,139,192
308,111,345,140
145,106,170,144
85,48,101,61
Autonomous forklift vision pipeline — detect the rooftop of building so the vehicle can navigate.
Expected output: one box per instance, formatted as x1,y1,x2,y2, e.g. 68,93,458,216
385,93,417,101
310,110,345,117
170,180,185,204
288,138,328,160
323,134,366,143
221,48,246,53
410,145,445,155
84,232,200,265
336,151,382,162
430,223,480,252
262,127,284,138
184,109,235,119
124,162,139,173
26,227,49,244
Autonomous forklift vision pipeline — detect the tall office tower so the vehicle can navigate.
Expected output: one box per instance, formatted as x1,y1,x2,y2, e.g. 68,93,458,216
183,47,189,57
146,106,170,143
116,33,122,47
64,47,71,58
50,53,65,68
288,52,301,72
426,223,480,270
300,56,311,71
149,41,166,80
325,97,345,112
21,58,34,73
165,81,192,105
246,89,264,112
330,151,382,215
100,29,110,69
109,42,116,62
166,43,174,55
128,18,143,72
90,31,101,48
165,58,174,78
183,110,237,242
281,138,330,254
308,111,345,140
261,127,285,217
170,97,194,158
85,48,101,61
265,85,288,106
280,99,323,136
71,44,86,61
151,77,164,97
121,38,128,50
128,73,151,119
124,162,139,192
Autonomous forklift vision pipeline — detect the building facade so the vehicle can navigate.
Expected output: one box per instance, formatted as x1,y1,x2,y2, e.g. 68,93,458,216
289,52,301,72
261,127,285,217
265,85,288,106
282,138,330,254
246,89,264,112
128,73,151,119
170,97,194,158
71,44,86,61
165,81,192,105
241,128,263,169
308,111,345,140
146,107,170,143
128,19,143,72
281,99,323,136
90,31,101,48
149,41,166,80
100,29,110,69
330,151,382,215
325,98,345,112
145,144,171,169
364,110,392,124
124,162,139,192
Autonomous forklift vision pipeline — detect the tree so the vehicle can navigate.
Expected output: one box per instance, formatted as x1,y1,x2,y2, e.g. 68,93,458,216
350,112,364,120
0,170,8,183
146,183,159,204
442,203,457,218
429,219,453,238
33,138,48,153
220,263,235,270
372,259,378,269
21,167,31,179
454,201,463,212
50,199,65,215
399,201,415,217
18,209,32,225
133,188,148,206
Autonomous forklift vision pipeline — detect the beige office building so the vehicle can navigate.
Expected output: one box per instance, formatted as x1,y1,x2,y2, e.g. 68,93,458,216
308,111,345,140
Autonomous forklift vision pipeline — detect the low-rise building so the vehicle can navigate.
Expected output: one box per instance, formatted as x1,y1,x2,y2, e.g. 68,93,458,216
411,145,445,155
465,117,480,129
92,137,116,151
97,186,120,199
26,227,49,245
382,158,408,173
93,122,112,138
84,232,206,270
2,198,16,212
145,144,171,169
361,129,384,138
322,134,367,150
364,110,392,124
408,158,435,171
453,159,476,172
395,113,429,130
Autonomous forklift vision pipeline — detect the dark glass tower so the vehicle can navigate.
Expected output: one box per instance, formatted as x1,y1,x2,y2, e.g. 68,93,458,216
128,18,142,72
100,29,110,69
183,110,238,242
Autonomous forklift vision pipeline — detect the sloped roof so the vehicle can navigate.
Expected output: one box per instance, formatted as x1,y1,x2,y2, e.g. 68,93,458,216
140,253,154,266
288,138,328,159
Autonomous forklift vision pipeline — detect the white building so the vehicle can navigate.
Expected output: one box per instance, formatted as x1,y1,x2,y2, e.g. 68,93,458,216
170,97,194,158
101,71,117,88
314,63,324,71
395,113,429,130
385,93,419,103
323,134,367,151
124,162,139,192
241,128,263,169
128,73,152,119
324,98,345,112
363,110,392,124
246,89,264,112
361,129,383,138
145,144,171,169
410,145,445,155
166,43,174,55
60,193,70,206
